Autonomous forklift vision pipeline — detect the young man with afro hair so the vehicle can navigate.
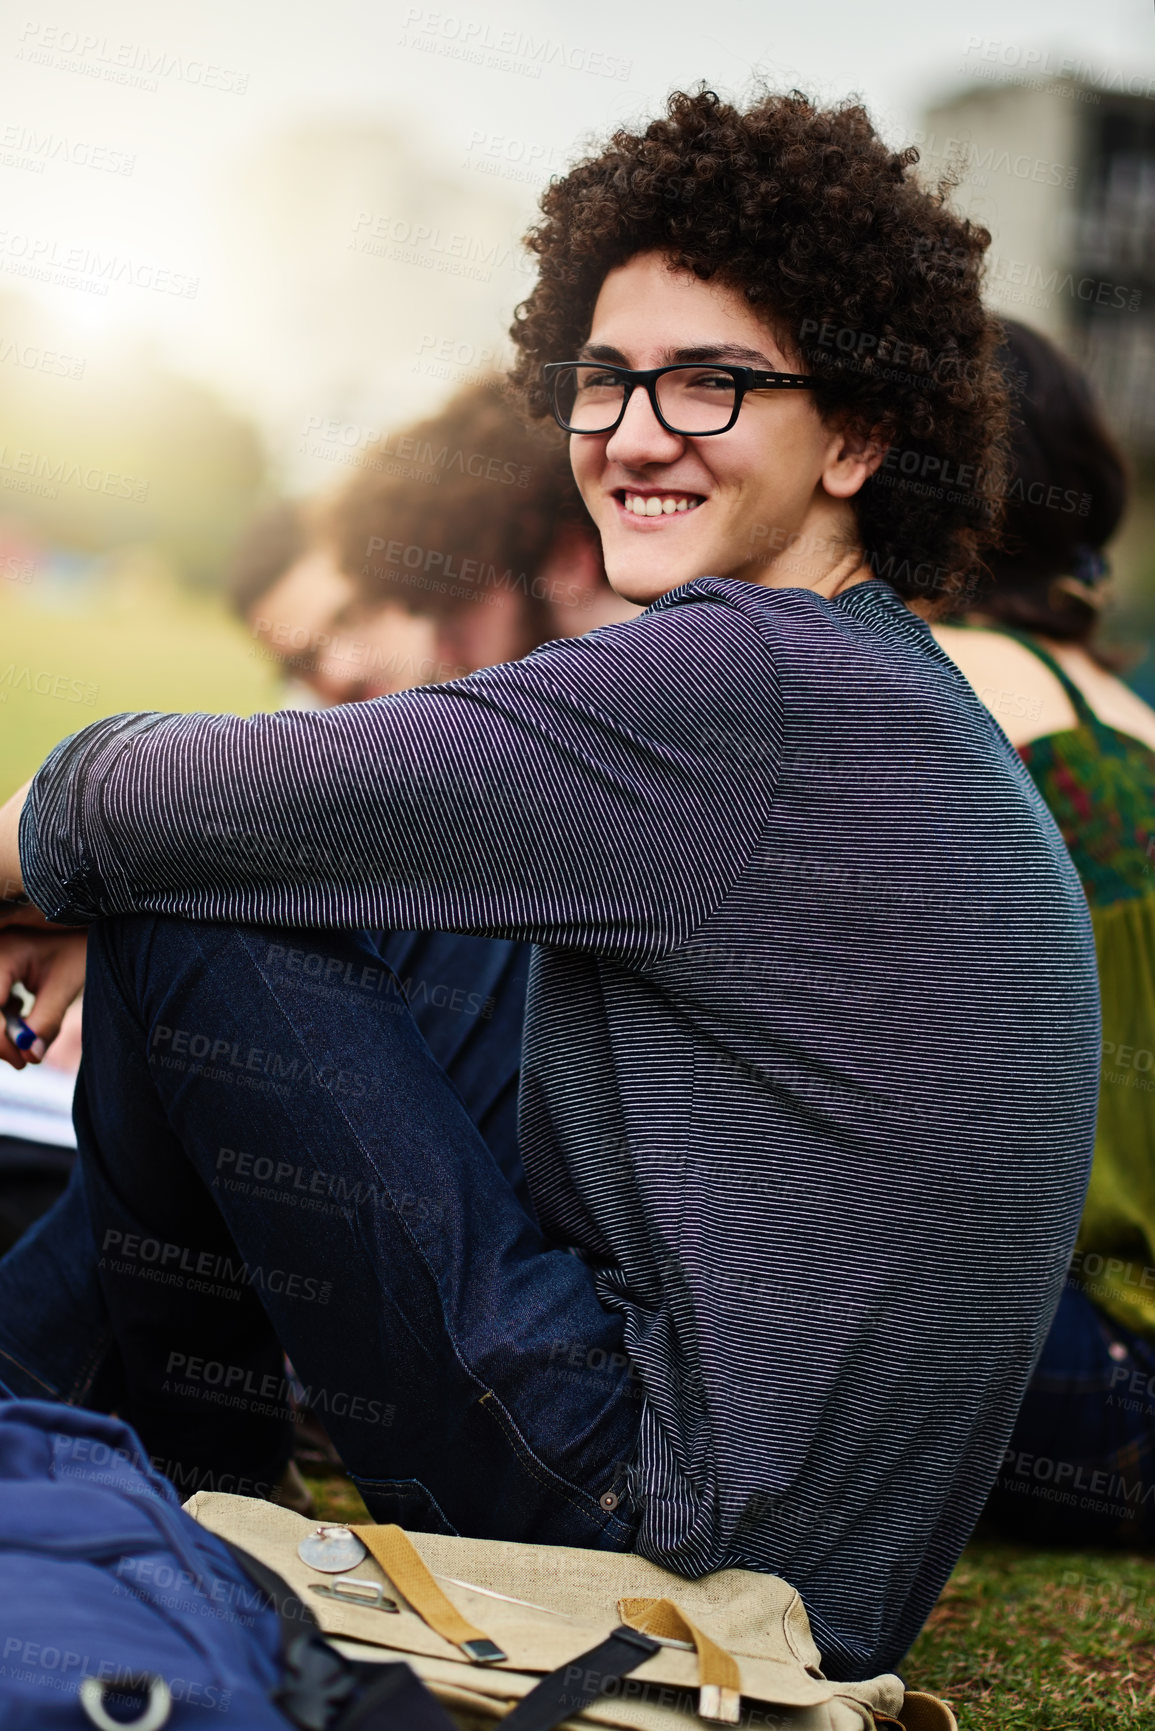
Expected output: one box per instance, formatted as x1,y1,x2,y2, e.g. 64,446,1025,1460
0,89,1097,1680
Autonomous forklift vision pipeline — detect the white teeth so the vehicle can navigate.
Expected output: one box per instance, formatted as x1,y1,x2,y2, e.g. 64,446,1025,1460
622,493,700,516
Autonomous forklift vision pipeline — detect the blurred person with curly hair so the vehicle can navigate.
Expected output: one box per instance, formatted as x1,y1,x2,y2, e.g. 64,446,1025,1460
0,89,1098,1679
231,380,632,707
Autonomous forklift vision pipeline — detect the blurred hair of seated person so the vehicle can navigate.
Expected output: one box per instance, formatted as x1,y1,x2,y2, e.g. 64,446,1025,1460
230,378,639,708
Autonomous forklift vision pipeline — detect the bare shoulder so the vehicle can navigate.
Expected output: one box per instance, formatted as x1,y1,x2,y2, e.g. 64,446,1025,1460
1042,637,1155,754
930,625,1077,747
931,625,1155,754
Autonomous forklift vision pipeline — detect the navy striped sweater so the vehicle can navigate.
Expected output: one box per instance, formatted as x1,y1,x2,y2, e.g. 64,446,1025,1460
21,576,1099,1678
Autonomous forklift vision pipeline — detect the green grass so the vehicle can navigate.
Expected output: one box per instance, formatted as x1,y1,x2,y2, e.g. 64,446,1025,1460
0,579,279,791
305,1474,371,1527
306,1472,1155,1730
904,1537,1155,1729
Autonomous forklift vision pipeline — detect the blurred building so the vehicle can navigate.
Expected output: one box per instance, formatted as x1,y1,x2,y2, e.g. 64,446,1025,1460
920,77,1155,674
920,79,1155,449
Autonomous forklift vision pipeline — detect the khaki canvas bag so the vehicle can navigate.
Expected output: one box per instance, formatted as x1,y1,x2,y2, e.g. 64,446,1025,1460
186,1493,956,1731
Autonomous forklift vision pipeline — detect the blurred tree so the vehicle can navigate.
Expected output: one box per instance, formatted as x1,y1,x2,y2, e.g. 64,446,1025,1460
0,292,266,589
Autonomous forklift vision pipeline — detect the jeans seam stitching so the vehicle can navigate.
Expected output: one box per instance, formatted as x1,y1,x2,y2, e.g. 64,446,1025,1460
0,1343,64,1398
478,1389,633,1540
350,1473,459,1535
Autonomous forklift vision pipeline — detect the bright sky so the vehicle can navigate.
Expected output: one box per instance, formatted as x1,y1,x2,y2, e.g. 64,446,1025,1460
1,0,1151,454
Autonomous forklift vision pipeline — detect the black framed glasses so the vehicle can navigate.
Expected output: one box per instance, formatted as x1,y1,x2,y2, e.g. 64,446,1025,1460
544,361,814,437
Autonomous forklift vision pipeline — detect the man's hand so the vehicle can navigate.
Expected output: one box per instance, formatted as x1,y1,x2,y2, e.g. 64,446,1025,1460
0,927,87,1068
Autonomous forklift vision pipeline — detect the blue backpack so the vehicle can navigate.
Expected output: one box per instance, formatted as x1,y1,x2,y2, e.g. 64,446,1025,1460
0,1399,453,1729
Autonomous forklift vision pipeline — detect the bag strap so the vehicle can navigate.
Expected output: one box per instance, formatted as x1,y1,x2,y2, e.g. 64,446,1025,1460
350,1524,506,1663
619,1597,741,1724
223,1540,359,1730
225,1539,458,1731
336,1663,463,1731
499,1626,662,1731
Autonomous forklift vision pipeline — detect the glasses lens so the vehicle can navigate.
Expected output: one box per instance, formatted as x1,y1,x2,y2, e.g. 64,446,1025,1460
654,367,738,433
553,365,626,432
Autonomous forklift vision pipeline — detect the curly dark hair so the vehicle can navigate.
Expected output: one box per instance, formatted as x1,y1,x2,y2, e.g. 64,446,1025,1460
328,378,598,650
970,319,1128,653
510,87,1012,607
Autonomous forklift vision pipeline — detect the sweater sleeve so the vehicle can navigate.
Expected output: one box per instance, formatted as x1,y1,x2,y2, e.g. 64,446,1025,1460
19,590,782,965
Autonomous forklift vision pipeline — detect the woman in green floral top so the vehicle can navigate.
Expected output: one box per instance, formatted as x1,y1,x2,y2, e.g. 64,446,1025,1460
935,319,1155,1546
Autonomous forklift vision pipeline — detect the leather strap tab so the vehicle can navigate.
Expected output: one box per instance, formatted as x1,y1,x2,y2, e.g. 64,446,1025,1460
618,1596,741,1723
350,1525,506,1664
500,1625,661,1731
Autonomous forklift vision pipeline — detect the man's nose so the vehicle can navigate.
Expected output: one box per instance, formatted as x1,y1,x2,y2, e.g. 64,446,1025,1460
604,383,685,469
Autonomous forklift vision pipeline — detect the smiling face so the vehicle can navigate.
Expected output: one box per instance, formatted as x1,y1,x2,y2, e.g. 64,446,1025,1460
568,252,884,606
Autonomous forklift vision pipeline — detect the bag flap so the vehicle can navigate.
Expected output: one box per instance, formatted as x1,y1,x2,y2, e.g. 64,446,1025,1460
186,1493,820,1664
331,1649,879,1731
404,1531,824,1671
185,1493,905,1721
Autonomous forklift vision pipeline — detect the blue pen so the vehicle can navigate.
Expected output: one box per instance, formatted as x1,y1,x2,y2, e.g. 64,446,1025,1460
3,992,38,1053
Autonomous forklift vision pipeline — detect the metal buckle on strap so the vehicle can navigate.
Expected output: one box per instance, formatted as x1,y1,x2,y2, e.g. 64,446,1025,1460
308,1577,399,1613
460,1637,508,1662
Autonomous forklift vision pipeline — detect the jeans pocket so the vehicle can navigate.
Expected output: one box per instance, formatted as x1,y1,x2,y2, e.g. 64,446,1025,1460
351,1473,460,1535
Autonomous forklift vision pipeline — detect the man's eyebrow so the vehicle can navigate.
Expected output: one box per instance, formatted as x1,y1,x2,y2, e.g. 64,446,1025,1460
573,342,781,367
576,343,628,363
662,344,777,366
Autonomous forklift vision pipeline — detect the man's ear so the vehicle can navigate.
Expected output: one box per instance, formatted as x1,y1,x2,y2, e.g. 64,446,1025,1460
821,420,891,500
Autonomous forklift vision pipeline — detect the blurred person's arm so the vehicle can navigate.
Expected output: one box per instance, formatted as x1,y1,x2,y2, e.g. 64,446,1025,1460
0,780,31,909
12,599,779,962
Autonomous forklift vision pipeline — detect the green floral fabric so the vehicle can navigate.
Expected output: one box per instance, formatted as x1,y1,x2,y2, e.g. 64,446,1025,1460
998,629,1155,1336
1019,726,1155,909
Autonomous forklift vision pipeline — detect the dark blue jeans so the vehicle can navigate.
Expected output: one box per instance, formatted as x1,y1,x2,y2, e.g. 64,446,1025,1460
0,917,640,1548
983,1278,1155,1548
0,929,532,1411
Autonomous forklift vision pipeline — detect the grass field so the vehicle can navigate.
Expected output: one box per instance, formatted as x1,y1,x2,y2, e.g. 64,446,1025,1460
904,1536,1155,1729
0,578,279,792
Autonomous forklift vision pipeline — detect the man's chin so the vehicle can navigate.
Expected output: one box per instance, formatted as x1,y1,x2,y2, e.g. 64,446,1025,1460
605,554,702,606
